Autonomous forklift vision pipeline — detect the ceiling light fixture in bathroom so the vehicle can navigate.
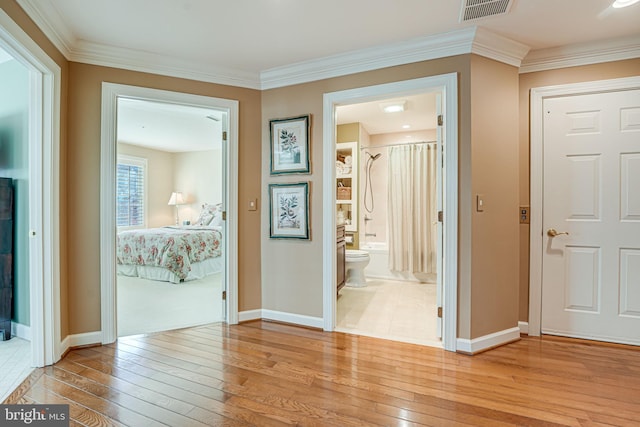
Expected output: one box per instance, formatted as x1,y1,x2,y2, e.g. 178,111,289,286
612,0,640,8
380,101,406,113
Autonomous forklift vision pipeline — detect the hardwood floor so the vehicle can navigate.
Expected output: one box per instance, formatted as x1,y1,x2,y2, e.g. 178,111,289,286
4,321,640,426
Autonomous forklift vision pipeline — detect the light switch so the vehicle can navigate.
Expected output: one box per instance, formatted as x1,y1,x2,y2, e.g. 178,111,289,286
476,194,485,212
248,198,257,211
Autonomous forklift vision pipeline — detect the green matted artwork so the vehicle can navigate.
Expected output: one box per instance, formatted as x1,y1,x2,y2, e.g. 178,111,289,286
269,115,310,175
268,182,310,239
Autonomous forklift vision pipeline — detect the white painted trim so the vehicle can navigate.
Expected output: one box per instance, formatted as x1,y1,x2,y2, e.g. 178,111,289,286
16,0,260,89
11,322,31,341
262,27,528,89
0,9,61,367
261,310,324,330
322,74,458,352
456,327,520,354
100,83,240,344
518,321,529,335
529,76,640,337
238,309,262,323
60,331,102,352
521,34,640,74
16,2,530,90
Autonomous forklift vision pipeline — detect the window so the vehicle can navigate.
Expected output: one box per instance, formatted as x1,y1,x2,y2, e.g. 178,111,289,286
117,155,147,229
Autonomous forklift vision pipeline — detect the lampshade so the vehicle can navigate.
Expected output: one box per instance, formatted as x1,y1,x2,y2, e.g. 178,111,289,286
167,191,185,206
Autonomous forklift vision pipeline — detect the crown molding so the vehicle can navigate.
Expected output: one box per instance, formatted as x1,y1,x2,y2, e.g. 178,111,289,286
27,0,637,87
17,0,74,57
261,27,531,89
472,27,530,68
16,0,261,89
520,34,640,73
71,40,261,89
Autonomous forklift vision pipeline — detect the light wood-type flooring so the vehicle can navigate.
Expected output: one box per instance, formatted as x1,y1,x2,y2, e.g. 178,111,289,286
4,321,640,426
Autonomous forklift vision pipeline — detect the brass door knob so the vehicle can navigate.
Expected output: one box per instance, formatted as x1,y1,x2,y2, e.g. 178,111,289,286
547,228,569,237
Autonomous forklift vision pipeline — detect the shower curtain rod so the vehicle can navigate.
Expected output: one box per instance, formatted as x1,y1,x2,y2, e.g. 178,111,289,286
360,140,437,150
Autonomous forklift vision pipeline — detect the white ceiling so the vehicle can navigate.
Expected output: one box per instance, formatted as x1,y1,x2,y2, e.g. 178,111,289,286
13,0,640,143
117,98,223,152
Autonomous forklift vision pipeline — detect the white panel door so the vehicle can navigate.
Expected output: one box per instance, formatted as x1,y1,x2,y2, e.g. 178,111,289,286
542,89,640,345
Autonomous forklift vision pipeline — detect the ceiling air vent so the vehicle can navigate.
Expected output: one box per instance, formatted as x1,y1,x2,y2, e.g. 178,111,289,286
460,0,514,22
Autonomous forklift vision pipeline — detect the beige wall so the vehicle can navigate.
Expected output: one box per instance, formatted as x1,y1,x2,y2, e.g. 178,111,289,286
261,56,479,334
470,56,520,338
174,149,223,223
8,0,635,344
517,58,640,322
66,62,262,333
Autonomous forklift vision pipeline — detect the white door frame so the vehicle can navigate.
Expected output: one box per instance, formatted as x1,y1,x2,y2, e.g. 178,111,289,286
322,73,459,351
100,83,239,344
0,9,61,366
529,76,640,336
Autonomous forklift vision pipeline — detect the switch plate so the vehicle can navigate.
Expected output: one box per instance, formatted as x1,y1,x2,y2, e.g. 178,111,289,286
476,194,485,212
519,205,530,224
248,198,257,211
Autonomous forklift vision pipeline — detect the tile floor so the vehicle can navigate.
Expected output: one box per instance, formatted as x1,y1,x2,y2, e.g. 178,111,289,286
0,336,32,402
336,278,442,347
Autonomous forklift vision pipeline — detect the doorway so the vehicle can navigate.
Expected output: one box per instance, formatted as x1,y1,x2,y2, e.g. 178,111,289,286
0,9,61,400
529,76,640,345
100,83,240,344
333,93,442,347
114,98,227,337
322,73,459,352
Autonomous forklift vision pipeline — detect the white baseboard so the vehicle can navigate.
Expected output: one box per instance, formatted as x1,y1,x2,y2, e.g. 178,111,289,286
518,321,529,335
60,331,102,356
11,322,31,341
261,309,324,329
238,309,324,329
456,326,521,354
238,309,262,323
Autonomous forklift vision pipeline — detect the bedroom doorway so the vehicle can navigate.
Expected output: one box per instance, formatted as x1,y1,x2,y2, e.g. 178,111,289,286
115,99,227,337
100,84,239,344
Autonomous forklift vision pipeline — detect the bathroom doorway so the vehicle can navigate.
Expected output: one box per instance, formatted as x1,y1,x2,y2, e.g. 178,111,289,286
322,74,458,351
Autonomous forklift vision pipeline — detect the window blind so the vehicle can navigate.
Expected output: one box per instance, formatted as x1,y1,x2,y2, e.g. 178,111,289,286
117,156,146,228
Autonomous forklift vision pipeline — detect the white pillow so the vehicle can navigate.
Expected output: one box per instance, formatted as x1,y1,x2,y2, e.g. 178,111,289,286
194,203,218,225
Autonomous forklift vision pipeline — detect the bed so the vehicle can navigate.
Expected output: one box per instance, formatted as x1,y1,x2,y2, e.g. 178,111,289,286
116,225,223,283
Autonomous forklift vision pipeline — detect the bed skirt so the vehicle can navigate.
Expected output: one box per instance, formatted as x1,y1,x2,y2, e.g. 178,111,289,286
117,256,223,284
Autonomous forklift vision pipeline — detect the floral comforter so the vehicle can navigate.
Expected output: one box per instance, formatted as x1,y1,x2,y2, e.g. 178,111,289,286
117,226,222,281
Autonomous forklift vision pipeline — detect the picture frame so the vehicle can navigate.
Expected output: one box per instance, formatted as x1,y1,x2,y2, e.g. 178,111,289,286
269,115,310,174
269,182,310,239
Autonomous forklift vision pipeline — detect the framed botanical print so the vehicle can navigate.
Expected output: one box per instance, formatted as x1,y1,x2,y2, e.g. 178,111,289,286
268,182,309,239
269,115,310,174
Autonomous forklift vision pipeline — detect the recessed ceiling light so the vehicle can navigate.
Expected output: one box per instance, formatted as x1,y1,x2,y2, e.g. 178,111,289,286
402,124,411,129
380,101,406,113
612,0,640,8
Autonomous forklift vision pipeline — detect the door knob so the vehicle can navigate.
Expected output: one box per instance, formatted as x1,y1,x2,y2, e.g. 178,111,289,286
547,228,569,237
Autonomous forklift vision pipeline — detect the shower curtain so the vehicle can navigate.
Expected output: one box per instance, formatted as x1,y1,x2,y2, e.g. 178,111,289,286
388,143,437,274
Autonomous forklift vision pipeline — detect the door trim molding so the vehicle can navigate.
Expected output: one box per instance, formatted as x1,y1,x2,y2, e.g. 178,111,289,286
0,9,61,367
529,76,640,336
100,83,239,344
322,73,458,351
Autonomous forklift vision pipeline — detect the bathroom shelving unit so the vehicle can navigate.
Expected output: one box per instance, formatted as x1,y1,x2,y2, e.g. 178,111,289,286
336,141,358,233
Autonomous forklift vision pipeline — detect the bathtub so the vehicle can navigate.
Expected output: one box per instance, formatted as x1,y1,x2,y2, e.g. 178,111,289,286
361,241,435,283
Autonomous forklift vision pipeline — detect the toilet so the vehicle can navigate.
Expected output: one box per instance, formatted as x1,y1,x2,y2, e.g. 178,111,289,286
345,249,370,287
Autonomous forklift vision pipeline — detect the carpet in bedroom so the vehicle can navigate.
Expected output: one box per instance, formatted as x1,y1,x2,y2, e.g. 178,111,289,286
117,272,224,337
